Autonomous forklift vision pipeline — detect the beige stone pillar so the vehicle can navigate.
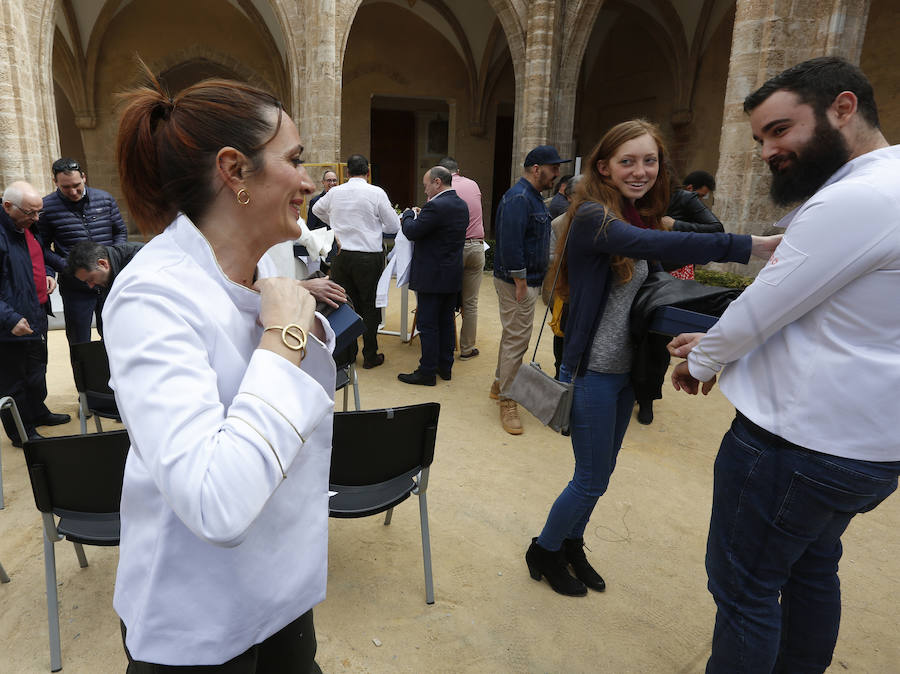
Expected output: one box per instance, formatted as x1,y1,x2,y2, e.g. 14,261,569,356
0,0,59,192
714,0,871,274
513,0,559,171
298,0,341,163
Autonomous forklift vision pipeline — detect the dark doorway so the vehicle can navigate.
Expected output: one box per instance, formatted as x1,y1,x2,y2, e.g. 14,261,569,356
370,109,416,209
490,113,514,237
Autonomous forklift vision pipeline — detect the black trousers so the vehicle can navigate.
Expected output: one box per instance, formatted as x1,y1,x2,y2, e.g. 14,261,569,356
329,249,384,362
415,291,456,374
0,336,50,442
122,610,320,673
60,276,103,344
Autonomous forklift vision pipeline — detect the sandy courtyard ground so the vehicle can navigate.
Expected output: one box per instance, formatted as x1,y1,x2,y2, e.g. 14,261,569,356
1,275,898,673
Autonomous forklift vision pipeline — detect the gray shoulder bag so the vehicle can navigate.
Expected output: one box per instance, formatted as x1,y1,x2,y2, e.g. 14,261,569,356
506,221,574,434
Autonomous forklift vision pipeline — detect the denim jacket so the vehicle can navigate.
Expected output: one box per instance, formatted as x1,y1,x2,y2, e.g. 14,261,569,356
493,177,550,286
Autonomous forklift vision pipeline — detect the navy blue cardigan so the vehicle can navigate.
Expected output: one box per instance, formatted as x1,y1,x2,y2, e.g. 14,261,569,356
561,203,752,375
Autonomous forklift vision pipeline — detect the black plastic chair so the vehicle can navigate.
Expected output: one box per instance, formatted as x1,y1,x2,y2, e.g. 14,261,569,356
70,340,120,433
23,430,130,671
329,402,440,604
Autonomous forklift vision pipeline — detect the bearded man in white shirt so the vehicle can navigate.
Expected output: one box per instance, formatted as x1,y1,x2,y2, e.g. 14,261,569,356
312,154,399,368
669,56,900,674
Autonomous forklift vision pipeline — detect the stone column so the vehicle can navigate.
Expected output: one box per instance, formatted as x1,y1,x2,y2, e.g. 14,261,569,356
513,0,559,171
299,0,341,163
0,0,59,192
714,0,871,274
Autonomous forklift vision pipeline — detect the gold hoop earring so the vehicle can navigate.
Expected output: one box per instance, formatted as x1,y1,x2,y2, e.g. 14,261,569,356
236,188,251,205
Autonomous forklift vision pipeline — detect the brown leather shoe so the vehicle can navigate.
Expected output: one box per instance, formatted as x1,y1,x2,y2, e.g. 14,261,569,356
500,399,523,435
489,380,501,400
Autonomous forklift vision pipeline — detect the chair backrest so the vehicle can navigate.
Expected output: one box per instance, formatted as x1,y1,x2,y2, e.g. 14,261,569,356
70,340,113,395
331,403,440,486
23,430,130,514
71,340,120,416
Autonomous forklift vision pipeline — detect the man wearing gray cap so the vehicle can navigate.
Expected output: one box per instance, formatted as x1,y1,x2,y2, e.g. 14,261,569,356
491,145,570,434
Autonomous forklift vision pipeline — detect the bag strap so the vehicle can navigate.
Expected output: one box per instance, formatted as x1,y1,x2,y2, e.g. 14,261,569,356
531,215,572,363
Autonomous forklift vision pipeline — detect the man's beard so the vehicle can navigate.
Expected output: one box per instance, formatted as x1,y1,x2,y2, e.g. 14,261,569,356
768,118,851,207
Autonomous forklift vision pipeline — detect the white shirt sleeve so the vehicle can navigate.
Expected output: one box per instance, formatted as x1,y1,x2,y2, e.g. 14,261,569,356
311,189,331,224
377,189,400,235
106,287,335,547
688,182,899,381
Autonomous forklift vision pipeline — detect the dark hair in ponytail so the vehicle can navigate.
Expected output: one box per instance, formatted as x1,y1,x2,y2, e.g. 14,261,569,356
116,59,284,236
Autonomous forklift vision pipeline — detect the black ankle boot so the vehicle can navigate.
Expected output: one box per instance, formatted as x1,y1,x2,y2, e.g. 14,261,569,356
563,537,606,591
525,537,587,596
637,400,654,425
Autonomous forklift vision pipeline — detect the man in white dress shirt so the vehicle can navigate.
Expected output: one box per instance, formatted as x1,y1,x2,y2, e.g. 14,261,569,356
312,154,399,368
669,57,900,673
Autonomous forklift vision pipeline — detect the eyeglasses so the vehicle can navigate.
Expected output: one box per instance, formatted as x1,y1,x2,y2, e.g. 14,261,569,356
12,204,43,218
53,161,81,175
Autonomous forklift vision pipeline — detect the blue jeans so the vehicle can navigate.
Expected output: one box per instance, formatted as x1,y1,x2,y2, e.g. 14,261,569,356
537,366,634,551
706,413,900,673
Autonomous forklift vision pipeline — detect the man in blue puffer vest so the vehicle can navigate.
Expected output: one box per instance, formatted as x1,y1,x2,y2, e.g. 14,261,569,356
39,158,127,345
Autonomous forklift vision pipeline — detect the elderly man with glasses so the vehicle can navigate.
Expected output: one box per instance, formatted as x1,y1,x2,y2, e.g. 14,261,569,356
39,158,127,345
1,181,70,446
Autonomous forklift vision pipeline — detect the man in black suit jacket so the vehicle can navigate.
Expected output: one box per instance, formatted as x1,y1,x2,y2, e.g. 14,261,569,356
397,166,468,386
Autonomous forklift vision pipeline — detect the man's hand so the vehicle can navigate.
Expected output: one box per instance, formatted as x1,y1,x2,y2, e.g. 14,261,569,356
671,361,717,395
46,276,57,294
11,317,33,336
300,277,348,309
667,332,705,358
514,277,527,302
660,215,675,231
750,234,783,259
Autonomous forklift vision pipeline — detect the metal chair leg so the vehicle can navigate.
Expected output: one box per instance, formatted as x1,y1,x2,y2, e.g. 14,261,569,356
73,542,88,568
43,524,63,671
79,393,89,435
383,507,393,526
94,415,104,433
418,491,434,605
342,377,349,412
350,364,361,410
0,561,9,583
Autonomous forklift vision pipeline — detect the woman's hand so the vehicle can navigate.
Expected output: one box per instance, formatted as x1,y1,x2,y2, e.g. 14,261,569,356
750,234,783,259
255,277,319,365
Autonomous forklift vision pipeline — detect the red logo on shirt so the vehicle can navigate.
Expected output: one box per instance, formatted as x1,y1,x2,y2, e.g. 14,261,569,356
769,256,778,265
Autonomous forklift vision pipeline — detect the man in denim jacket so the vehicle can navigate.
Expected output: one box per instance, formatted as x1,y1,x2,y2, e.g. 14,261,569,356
491,145,570,434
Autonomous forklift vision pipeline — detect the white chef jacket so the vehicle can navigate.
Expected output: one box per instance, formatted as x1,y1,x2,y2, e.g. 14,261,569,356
688,145,900,462
311,176,400,252
103,215,336,665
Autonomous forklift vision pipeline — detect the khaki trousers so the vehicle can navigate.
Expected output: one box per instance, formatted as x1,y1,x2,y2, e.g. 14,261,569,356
493,277,539,399
459,240,485,354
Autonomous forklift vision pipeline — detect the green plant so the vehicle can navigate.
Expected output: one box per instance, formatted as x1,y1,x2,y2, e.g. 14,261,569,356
694,268,754,290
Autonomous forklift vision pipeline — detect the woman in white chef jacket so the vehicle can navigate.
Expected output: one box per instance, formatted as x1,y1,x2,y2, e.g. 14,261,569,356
105,65,334,672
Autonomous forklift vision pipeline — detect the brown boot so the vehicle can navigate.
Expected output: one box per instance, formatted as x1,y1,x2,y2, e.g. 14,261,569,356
489,380,501,400
499,399,523,435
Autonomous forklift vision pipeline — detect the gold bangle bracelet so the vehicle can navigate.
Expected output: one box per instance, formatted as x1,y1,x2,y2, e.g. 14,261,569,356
264,324,307,359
